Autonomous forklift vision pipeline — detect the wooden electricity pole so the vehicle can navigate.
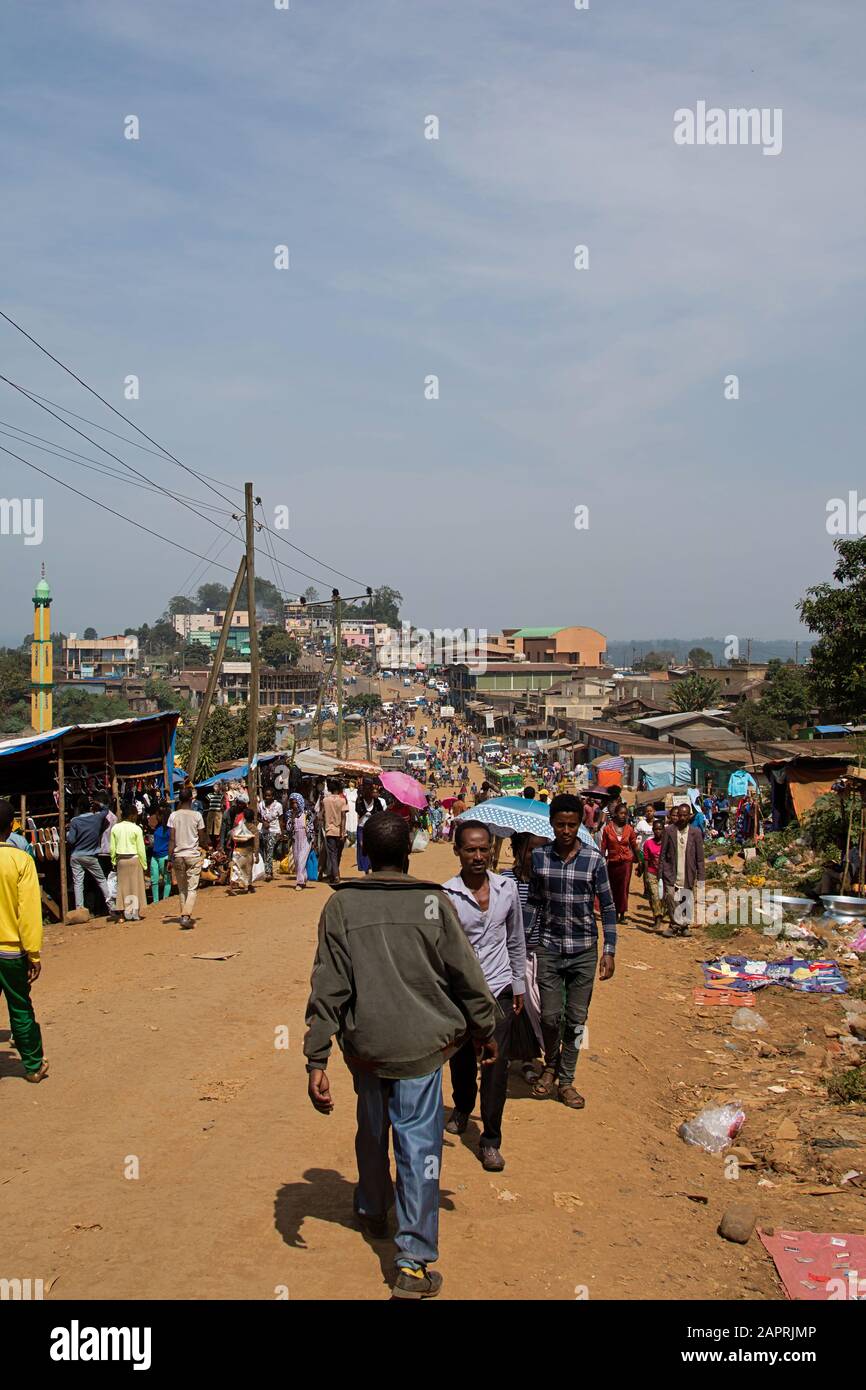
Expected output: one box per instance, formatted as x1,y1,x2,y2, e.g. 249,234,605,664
185,555,246,785
334,590,344,758
245,482,260,807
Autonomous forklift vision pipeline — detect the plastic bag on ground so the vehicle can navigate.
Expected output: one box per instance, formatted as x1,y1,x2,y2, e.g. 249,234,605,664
679,1103,746,1153
732,1008,768,1032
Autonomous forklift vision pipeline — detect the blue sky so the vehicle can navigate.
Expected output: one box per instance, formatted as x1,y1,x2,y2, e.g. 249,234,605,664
1,0,864,646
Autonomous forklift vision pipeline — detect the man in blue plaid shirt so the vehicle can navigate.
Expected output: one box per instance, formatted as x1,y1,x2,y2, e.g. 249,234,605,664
527,793,617,1110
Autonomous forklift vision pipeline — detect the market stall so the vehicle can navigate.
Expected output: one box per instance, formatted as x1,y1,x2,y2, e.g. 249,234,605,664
0,711,179,923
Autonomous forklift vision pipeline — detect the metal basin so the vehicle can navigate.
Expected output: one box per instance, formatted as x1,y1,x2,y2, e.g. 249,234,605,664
773,895,816,922
820,894,866,923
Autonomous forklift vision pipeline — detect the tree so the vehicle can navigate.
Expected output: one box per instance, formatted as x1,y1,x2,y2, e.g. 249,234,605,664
168,595,198,615
83,626,98,640
260,628,300,668
223,576,284,622
799,537,866,721
0,648,32,734
55,688,133,725
687,647,713,669
634,649,675,673
758,659,812,726
669,673,721,712
196,583,230,613
144,675,183,712
302,586,319,605
344,585,402,626
728,700,787,742
346,692,382,715
181,644,212,669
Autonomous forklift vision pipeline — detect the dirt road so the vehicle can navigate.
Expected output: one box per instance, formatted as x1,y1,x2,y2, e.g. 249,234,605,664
3,834,864,1302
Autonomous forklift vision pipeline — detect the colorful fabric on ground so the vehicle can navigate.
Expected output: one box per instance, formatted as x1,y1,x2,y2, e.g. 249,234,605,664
701,955,848,994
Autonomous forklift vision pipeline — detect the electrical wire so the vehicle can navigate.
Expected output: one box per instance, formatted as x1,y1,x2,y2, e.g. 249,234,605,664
0,440,241,575
0,309,377,589
0,308,240,509
0,421,237,512
8,387,245,496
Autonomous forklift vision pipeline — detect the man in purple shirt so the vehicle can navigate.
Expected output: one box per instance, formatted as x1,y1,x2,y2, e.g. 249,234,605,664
443,820,526,1172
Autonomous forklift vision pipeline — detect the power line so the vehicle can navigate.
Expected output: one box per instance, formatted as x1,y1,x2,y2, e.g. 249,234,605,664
176,518,244,601
0,440,241,574
8,387,245,496
0,374,245,530
0,378,341,588
0,421,237,513
0,308,239,509
0,309,377,589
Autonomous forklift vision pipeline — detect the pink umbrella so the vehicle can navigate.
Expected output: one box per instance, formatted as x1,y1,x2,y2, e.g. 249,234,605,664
380,769,428,810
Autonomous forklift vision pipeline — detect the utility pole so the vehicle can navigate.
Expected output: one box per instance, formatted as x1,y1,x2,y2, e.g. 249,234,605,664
186,555,246,784
245,482,260,807
334,589,344,758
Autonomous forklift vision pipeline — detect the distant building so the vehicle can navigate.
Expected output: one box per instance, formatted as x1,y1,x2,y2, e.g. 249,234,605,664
63,633,139,681
216,662,320,709
511,626,607,666
172,609,253,641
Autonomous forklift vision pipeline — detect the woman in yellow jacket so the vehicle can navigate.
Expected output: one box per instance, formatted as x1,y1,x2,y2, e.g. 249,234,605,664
0,799,48,1081
110,802,148,922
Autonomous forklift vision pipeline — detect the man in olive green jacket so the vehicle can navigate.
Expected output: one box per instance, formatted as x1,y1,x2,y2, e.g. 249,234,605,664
304,812,496,1300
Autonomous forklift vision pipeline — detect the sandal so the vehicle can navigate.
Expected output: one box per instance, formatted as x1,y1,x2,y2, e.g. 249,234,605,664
558,1085,586,1109
531,1067,557,1098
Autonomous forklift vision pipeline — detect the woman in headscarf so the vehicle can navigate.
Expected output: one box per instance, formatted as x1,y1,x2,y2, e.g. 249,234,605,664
288,782,316,891
110,801,148,922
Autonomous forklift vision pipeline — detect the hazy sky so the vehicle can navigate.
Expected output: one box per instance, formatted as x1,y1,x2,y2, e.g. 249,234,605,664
1,0,864,646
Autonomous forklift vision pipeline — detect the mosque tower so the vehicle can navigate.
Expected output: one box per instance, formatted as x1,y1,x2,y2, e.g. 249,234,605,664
31,563,53,732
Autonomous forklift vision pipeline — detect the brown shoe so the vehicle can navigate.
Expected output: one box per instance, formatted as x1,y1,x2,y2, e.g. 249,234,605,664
25,1060,49,1084
557,1084,585,1109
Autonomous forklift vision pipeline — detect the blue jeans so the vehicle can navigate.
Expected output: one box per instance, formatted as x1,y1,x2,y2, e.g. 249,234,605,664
353,1067,443,1268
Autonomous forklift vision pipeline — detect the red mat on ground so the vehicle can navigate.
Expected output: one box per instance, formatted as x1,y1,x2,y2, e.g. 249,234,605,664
758,1227,866,1300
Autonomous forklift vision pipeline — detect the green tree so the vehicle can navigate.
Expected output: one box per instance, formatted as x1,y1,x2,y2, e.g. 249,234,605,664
181,644,212,669
196,582,231,613
758,659,812,726
345,692,382,715
83,626,98,640
669,673,721,712
687,647,714,668
144,675,184,712
55,688,134,725
799,537,866,720
168,595,198,615
260,628,300,667
344,586,402,626
634,649,675,673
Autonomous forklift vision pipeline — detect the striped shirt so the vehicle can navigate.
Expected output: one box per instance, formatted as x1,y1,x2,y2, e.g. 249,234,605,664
527,842,617,957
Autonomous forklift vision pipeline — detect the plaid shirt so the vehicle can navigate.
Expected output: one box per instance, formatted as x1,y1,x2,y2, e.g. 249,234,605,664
527,842,617,956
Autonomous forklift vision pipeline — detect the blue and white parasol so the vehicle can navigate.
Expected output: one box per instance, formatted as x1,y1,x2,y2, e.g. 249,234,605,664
456,796,595,847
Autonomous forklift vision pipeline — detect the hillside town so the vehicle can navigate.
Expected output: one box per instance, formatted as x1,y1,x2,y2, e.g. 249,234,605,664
2,0,864,1360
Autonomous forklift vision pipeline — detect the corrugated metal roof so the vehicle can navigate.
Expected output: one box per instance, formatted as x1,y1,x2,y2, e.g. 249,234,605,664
512,627,564,638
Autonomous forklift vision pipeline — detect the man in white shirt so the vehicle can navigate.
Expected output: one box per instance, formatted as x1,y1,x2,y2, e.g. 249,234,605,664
168,786,207,929
442,820,525,1172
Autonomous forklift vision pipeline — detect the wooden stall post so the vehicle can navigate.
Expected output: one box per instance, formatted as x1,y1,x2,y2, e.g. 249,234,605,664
107,733,120,813
161,725,171,805
57,740,69,923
